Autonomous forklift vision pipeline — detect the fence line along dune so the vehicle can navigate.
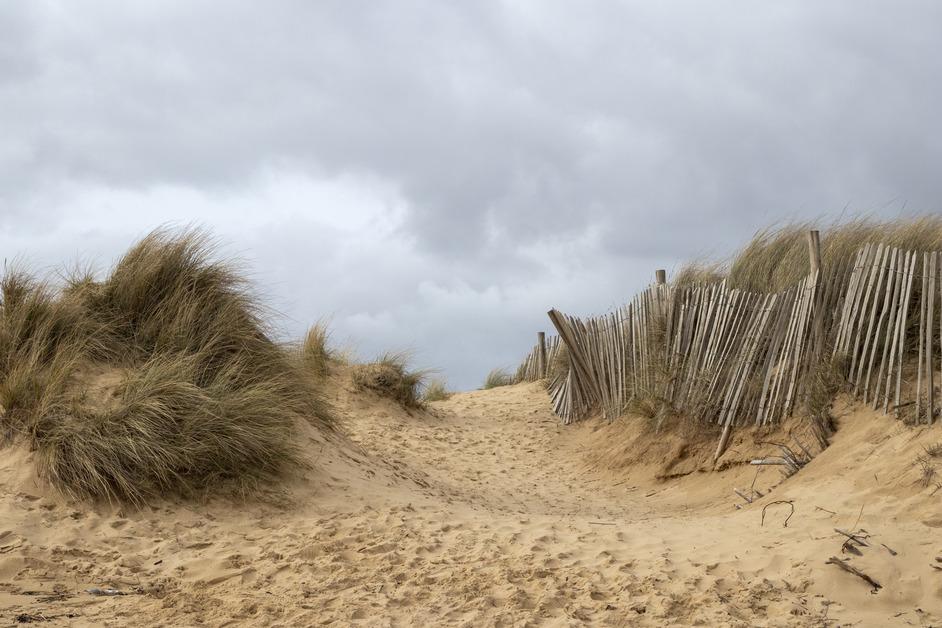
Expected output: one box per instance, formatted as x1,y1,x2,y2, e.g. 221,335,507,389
515,219,942,461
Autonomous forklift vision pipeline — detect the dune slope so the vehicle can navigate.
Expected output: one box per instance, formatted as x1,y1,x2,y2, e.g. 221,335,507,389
2,377,941,626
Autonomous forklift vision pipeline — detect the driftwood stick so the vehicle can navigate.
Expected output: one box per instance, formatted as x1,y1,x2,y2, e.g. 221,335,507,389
791,435,814,462
826,556,882,592
733,488,762,504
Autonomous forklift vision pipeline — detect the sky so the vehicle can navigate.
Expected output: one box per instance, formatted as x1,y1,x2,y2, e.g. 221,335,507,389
1,1,941,390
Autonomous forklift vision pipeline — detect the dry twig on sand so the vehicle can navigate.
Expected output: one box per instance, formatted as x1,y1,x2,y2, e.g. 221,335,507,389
760,500,795,527
834,528,870,547
835,528,870,556
826,556,882,592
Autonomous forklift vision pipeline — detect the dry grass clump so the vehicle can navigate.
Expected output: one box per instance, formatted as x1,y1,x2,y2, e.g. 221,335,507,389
483,368,514,390
800,355,848,449
548,345,570,382
626,394,667,425
727,217,942,293
0,271,105,441
423,378,451,402
915,454,940,489
299,321,332,379
352,353,427,408
0,229,332,503
662,217,942,295
672,261,726,288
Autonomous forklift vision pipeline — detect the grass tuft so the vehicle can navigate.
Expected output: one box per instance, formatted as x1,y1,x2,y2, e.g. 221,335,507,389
0,228,333,503
673,261,726,288
483,368,514,389
423,378,451,402
299,321,332,379
801,355,847,449
726,217,942,293
352,352,428,408
915,454,938,488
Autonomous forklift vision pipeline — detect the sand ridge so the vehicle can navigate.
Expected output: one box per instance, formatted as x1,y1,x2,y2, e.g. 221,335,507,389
1,378,942,626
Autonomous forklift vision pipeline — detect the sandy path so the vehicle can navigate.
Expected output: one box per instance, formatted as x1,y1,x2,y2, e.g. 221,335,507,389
2,380,942,626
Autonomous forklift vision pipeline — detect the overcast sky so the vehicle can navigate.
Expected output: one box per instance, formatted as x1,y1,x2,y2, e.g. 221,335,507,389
1,2,940,389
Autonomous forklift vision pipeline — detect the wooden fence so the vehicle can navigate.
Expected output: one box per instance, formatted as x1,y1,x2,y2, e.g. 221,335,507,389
515,333,562,383
517,232,941,457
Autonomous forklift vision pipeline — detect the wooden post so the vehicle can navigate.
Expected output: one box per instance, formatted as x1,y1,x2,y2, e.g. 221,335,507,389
917,253,928,422
807,230,822,275
928,252,937,423
537,331,548,379
655,269,667,285
807,230,824,360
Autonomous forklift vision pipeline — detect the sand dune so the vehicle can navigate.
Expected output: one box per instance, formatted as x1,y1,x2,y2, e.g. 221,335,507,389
2,375,941,626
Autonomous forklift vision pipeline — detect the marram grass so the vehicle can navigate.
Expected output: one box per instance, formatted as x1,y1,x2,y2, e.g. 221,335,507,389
0,228,332,504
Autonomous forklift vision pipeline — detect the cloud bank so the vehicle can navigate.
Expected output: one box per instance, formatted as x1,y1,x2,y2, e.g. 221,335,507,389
2,1,940,388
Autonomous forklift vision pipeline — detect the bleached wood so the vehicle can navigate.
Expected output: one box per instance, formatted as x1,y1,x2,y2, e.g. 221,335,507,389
854,246,890,393
834,247,866,353
863,248,899,404
849,244,885,378
766,283,805,424
783,271,817,418
880,249,908,411
928,252,938,423
755,295,792,425
714,293,778,459
917,253,928,422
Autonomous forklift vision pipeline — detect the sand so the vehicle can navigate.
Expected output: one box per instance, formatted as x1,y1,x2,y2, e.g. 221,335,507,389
2,375,942,626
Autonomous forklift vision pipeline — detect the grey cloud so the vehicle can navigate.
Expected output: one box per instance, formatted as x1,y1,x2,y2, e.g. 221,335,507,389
2,1,942,387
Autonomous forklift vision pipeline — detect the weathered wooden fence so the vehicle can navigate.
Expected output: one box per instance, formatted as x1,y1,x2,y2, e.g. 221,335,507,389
515,333,562,383
518,231,941,457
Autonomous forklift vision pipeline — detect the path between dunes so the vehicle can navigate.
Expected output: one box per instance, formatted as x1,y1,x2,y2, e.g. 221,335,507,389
2,379,942,626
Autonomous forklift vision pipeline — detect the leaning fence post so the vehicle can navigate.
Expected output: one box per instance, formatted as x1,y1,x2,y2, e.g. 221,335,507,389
547,309,602,409
655,269,667,285
538,331,548,378
807,230,824,361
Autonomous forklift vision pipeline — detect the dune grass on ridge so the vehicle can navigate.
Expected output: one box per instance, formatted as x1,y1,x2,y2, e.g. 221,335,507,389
352,352,429,408
423,378,451,402
0,229,333,504
483,368,513,389
674,217,942,292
